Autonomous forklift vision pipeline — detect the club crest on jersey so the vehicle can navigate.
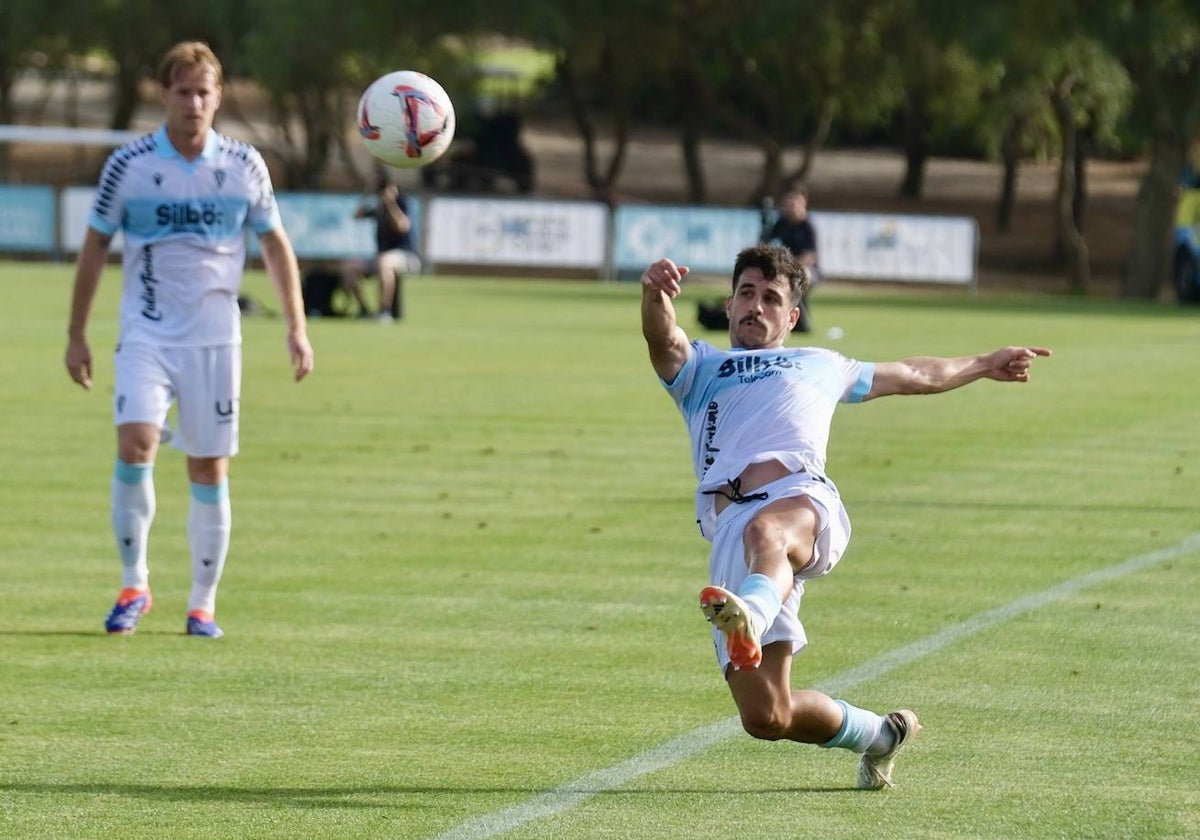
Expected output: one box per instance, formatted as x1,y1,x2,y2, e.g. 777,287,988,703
153,173,164,187
214,170,226,189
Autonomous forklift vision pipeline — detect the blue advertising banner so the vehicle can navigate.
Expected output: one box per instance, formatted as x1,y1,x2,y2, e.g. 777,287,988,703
611,205,762,277
247,193,424,261
0,186,56,252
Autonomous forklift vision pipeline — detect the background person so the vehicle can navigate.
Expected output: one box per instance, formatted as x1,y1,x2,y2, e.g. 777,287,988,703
64,41,314,639
340,167,422,322
762,182,819,332
640,244,1050,789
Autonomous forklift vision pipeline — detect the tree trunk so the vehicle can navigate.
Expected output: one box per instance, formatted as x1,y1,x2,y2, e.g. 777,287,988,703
109,61,141,131
1051,77,1090,294
996,116,1023,233
899,93,928,199
784,99,834,186
596,40,628,196
681,120,705,204
753,137,783,206
556,55,601,191
0,70,12,179
676,61,706,204
600,106,629,197
1073,125,1091,234
1125,128,1185,298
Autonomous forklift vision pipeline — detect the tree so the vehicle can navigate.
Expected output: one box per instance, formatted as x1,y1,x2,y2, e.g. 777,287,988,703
500,0,671,201
0,0,58,176
1043,38,1129,293
871,0,999,199
720,0,899,204
1087,0,1200,299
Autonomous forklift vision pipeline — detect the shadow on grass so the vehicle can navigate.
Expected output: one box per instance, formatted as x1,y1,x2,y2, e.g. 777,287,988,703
0,781,859,806
0,629,205,638
853,497,1197,515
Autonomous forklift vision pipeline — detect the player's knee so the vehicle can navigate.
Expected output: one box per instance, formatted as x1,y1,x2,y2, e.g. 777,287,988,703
743,515,786,555
739,705,789,741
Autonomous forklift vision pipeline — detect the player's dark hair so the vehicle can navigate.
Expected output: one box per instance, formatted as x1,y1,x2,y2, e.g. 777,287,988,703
731,244,809,305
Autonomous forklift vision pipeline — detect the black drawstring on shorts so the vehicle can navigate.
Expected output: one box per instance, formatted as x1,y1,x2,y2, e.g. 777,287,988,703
702,477,769,505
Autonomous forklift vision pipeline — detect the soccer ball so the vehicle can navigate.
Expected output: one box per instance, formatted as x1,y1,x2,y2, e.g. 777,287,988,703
357,70,455,169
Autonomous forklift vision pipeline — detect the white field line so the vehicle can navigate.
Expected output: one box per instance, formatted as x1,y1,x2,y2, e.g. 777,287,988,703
431,533,1200,840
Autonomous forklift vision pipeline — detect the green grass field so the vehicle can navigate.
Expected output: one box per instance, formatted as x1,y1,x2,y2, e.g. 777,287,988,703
1,260,1197,839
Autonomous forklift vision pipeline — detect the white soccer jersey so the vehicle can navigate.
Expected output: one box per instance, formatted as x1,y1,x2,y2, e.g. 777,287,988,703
89,125,282,347
663,340,875,492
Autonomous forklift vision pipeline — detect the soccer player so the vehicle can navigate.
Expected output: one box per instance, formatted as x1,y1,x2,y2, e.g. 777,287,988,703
64,41,314,638
640,245,1049,788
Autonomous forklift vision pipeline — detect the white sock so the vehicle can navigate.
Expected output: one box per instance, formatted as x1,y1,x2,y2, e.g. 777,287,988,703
187,480,231,614
112,460,155,590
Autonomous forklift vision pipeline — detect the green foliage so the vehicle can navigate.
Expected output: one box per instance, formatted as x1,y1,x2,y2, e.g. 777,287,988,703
5,0,1197,195
1,261,1198,838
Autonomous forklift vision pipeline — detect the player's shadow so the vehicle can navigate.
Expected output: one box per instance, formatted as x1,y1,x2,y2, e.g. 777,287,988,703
0,629,194,638
0,781,856,807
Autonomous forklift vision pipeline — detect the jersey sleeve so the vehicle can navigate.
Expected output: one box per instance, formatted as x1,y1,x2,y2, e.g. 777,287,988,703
88,149,129,236
832,350,874,403
662,339,705,398
244,146,283,235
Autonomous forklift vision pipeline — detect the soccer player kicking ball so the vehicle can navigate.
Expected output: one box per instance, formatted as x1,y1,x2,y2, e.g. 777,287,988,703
64,42,314,638
641,245,1049,788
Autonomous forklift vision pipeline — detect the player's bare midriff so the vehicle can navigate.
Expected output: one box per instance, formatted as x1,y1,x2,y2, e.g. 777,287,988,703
713,459,794,516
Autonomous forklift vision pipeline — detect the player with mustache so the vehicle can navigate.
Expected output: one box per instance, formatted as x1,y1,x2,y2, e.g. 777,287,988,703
640,243,1050,788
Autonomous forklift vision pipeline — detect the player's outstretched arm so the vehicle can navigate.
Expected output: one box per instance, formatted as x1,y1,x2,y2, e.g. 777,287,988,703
865,346,1051,400
641,258,693,383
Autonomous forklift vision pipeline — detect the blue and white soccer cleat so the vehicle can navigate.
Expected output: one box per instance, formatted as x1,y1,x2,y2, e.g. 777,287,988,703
105,588,152,635
186,610,224,639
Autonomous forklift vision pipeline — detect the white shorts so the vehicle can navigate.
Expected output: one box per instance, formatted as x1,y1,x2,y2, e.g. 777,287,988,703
703,471,851,672
113,341,241,458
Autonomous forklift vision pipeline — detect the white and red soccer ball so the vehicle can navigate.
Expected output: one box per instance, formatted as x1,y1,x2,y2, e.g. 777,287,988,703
357,70,455,169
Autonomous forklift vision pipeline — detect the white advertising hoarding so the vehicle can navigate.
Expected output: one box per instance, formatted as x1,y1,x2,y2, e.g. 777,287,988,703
425,197,608,270
812,211,977,285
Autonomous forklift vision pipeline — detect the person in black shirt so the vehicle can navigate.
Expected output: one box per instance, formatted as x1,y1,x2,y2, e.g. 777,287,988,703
341,168,421,322
762,183,818,332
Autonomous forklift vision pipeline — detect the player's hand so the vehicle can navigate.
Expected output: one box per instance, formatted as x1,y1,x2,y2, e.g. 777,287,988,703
640,258,690,299
987,346,1052,382
65,339,93,389
288,332,314,382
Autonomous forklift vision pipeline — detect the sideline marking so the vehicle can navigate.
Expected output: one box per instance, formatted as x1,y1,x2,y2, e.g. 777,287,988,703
432,534,1200,840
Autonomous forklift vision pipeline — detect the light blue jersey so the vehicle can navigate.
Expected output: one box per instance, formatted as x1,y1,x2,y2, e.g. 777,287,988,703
663,340,874,495
89,125,282,347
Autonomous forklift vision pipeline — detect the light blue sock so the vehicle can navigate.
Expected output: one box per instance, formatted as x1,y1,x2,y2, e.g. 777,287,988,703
820,700,886,753
112,459,155,589
187,479,231,614
736,573,783,631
